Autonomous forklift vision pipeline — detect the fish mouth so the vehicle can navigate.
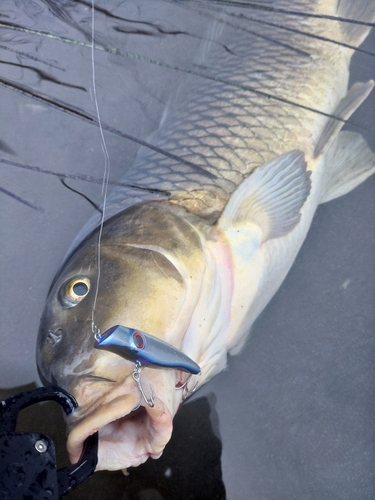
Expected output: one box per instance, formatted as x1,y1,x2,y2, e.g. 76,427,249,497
66,370,176,471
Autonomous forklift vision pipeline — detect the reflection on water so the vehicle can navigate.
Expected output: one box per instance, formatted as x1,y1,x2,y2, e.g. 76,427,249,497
0,1,374,498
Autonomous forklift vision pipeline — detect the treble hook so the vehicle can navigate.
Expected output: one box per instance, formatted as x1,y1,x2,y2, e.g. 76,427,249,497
175,373,199,401
182,378,199,401
95,325,201,407
175,373,192,391
132,361,155,407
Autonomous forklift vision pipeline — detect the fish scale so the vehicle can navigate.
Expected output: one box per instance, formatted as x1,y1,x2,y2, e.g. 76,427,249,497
91,2,348,229
69,5,346,245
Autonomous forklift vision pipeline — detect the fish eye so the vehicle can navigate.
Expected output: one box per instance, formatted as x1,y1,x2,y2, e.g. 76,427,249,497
133,331,146,349
59,277,91,307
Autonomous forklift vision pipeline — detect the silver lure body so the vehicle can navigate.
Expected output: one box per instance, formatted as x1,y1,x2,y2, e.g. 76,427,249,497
95,325,201,374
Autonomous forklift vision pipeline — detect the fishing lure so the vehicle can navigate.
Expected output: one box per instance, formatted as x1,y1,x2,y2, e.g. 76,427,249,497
95,325,201,407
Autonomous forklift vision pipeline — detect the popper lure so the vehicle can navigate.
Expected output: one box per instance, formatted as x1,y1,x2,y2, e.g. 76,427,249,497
95,325,201,407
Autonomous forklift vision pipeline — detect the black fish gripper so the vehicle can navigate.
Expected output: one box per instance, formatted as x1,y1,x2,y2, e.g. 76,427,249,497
0,385,98,499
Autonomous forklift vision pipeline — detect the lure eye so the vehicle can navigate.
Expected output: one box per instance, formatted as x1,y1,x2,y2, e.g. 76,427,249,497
59,277,91,307
133,331,146,349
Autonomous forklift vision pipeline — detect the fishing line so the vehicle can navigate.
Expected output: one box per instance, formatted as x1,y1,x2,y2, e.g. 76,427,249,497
0,44,64,70
1,47,374,138
0,60,87,90
183,2,375,58
0,157,170,194
0,78,218,176
0,186,44,212
186,0,375,27
59,178,102,213
89,0,111,338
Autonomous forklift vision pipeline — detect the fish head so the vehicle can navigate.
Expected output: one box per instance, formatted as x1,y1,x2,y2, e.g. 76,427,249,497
36,203,206,470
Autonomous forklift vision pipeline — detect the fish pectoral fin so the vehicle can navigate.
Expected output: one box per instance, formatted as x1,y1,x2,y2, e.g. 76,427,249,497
321,131,375,204
337,0,375,47
218,150,311,241
314,81,374,158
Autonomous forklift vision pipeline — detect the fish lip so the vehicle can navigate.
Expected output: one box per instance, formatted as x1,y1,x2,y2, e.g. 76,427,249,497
66,373,175,471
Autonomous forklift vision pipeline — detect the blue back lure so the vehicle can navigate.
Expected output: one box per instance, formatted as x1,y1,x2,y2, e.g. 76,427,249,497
94,325,201,407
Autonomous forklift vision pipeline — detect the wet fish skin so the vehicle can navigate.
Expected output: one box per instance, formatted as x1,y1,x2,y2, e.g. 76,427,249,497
37,0,375,471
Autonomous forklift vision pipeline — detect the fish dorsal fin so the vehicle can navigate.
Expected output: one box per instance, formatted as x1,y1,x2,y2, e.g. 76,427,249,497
337,0,375,47
321,131,375,204
218,150,311,241
314,81,374,158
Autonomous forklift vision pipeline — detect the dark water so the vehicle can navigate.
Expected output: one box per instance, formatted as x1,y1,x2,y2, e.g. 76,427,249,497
0,1,374,498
